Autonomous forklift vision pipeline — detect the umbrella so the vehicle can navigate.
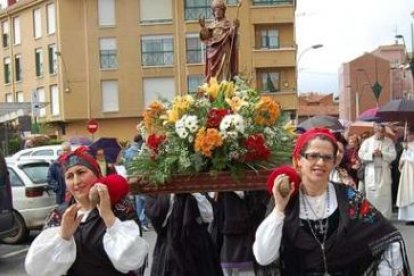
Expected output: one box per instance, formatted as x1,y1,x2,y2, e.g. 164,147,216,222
377,99,414,141
89,137,122,163
347,121,395,139
357,107,381,122
298,115,343,132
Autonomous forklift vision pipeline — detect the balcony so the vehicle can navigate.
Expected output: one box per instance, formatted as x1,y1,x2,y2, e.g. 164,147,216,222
250,3,295,24
252,47,296,68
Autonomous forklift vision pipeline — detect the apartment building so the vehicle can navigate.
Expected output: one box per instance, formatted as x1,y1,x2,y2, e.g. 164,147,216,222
0,0,297,140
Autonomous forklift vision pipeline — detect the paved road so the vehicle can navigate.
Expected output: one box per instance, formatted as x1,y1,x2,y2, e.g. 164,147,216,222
1,219,414,276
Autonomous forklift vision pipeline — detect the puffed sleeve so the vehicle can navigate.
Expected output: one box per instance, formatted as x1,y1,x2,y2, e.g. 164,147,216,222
252,208,285,265
25,227,76,276
378,242,403,275
103,217,149,273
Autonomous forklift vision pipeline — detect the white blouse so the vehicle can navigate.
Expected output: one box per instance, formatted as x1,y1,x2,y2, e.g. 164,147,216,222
253,183,403,275
25,217,149,276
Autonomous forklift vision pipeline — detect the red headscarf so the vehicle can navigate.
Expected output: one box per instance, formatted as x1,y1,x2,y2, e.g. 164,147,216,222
59,146,101,177
292,127,337,162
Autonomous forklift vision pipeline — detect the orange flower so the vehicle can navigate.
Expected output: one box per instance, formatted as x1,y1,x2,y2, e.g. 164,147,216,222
143,101,166,133
254,97,281,126
194,127,223,157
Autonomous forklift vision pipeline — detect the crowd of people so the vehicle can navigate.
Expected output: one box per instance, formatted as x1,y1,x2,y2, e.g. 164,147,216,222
20,120,412,276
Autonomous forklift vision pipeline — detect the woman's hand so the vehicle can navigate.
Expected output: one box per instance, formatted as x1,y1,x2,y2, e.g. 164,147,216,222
272,174,295,213
59,204,83,241
95,183,116,228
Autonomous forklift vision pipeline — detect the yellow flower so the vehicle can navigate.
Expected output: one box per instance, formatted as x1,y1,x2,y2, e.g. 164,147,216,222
225,96,248,112
173,95,194,111
195,127,223,157
200,77,220,99
254,97,281,126
166,108,180,123
220,81,235,98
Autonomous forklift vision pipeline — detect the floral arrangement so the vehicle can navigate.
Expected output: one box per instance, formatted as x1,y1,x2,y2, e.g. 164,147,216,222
128,77,295,185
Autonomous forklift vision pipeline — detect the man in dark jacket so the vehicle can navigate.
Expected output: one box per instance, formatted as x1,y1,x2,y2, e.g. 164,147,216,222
47,142,71,204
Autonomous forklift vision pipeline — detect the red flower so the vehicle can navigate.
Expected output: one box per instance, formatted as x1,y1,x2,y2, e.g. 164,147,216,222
360,200,371,216
147,134,166,152
244,134,270,161
207,108,231,128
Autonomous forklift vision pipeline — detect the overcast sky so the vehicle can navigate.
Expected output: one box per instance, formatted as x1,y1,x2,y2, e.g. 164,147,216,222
296,0,413,95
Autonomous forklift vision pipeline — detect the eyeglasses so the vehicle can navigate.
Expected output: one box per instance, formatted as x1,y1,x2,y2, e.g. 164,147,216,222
301,152,335,163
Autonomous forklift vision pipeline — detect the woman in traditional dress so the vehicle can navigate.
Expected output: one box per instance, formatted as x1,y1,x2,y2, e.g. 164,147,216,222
330,133,356,188
25,146,149,276
253,128,411,275
397,126,414,225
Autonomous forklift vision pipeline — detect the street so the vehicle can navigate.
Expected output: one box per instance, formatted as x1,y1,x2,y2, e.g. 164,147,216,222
1,219,414,276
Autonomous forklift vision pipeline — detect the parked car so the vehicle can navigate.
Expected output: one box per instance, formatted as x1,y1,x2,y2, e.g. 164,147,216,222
0,151,16,240
6,144,78,162
1,159,56,244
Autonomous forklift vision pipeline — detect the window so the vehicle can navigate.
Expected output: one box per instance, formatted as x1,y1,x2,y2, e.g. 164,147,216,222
101,80,119,112
50,84,59,116
98,0,115,26
37,87,46,117
186,34,204,64
8,169,24,187
20,163,50,184
13,17,20,45
252,0,293,5
187,75,204,94
15,54,22,81
140,0,172,23
185,0,213,21
258,71,280,92
227,0,240,5
16,91,24,102
33,8,42,38
5,93,13,102
141,35,174,66
48,44,57,74
47,4,56,34
99,38,117,69
35,48,43,77
2,21,9,47
260,28,279,49
143,77,175,107
4,57,11,84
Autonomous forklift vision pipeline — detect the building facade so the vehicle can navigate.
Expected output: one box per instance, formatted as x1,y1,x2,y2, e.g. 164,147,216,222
339,43,413,122
0,0,297,141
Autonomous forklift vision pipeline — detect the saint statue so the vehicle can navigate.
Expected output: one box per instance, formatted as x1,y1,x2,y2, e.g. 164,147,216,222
199,0,239,82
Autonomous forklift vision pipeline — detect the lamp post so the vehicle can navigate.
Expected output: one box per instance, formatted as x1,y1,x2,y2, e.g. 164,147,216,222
297,44,324,66
56,51,70,93
296,44,323,123
395,34,414,98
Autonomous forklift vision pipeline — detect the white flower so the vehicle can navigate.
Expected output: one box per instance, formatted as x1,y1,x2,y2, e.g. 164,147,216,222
184,115,199,133
220,115,232,131
232,114,245,133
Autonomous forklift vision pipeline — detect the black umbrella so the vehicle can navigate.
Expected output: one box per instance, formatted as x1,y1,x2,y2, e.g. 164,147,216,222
89,137,122,164
298,115,343,132
377,99,414,140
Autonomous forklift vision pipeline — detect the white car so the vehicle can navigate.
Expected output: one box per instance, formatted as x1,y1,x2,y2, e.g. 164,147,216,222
6,144,78,162
2,159,56,244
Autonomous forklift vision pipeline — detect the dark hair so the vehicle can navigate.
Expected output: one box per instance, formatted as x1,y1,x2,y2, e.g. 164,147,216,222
133,134,143,143
299,134,339,157
333,132,348,147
